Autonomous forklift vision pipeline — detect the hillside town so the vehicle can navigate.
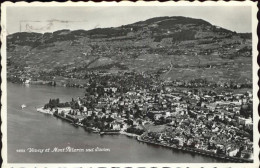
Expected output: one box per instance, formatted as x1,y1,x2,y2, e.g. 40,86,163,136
40,71,253,162
7,16,254,163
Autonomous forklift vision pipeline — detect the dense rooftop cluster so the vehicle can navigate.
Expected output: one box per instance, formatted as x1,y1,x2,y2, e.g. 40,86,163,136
44,72,253,161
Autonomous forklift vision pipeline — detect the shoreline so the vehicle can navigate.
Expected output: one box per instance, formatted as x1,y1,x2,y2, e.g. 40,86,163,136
8,81,252,93
49,111,139,138
136,136,253,163
37,107,253,163
8,80,86,88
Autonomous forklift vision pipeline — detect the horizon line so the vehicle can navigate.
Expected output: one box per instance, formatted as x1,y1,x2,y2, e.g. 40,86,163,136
7,15,252,35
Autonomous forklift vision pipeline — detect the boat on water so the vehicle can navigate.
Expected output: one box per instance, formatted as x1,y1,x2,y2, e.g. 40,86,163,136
21,104,27,109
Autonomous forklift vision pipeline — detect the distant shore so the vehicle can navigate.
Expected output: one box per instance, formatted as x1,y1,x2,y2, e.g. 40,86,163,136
8,79,86,88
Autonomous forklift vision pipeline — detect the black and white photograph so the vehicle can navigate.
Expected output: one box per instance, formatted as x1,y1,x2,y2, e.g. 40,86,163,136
1,1,259,167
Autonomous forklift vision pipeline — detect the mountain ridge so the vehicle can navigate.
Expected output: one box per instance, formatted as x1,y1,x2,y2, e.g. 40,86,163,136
7,16,252,85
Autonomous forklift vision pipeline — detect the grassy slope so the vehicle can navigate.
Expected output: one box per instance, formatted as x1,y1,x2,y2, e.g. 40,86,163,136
7,16,252,83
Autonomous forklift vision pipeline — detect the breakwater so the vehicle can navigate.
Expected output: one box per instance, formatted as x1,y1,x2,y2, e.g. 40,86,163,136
100,131,120,135
53,113,74,123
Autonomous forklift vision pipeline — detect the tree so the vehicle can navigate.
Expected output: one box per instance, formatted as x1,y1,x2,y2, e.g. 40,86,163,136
102,107,106,113
106,117,114,123
134,110,142,119
56,98,60,105
87,115,93,121
243,153,251,159
126,110,130,119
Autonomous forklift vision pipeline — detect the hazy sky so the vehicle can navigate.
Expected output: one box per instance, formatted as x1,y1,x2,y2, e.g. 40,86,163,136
6,6,252,34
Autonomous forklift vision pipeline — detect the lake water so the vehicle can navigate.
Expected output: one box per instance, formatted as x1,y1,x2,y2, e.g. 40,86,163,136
7,83,225,163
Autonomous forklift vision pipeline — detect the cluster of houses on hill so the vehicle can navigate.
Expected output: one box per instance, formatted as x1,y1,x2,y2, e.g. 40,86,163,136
48,72,253,160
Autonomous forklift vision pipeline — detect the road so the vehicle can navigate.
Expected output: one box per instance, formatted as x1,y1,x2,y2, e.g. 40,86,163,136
163,61,173,80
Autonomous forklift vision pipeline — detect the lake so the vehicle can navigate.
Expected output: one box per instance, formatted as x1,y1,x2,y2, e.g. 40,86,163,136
7,83,225,163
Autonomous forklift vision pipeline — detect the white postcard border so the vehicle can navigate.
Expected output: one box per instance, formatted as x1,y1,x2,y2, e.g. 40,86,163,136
1,1,259,168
